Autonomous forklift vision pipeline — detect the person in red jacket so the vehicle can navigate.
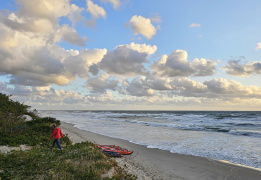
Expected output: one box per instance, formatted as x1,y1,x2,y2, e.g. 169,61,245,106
50,124,64,150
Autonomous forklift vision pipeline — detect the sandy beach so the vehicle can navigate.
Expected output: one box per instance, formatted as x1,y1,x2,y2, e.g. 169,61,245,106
60,122,261,180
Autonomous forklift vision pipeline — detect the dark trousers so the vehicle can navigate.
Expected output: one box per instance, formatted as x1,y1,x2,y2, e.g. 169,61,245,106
52,138,62,149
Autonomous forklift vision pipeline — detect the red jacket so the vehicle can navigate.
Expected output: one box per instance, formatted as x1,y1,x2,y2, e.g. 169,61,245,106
50,127,64,139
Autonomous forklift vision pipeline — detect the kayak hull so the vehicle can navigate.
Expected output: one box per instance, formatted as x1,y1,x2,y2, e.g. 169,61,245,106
97,144,134,155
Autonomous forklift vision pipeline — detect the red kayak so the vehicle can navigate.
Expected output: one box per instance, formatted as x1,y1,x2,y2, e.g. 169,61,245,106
97,144,134,155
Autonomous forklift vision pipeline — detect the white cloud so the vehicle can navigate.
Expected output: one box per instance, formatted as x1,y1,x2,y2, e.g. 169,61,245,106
16,0,83,23
100,0,121,9
169,77,208,97
6,0,84,33
142,75,172,91
125,76,155,97
87,74,119,93
66,49,80,56
151,49,216,77
189,23,201,28
203,78,261,99
86,0,106,19
125,15,157,39
0,43,70,86
0,0,108,86
122,76,207,97
115,74,261,102
123,76,261,100
120,42,157,55
58,25,87,46
99,43,156,76
191,58,217,76
255,42,261,50
85,0,106,28
2,12,53,33
64,48,107,78
2,75,261,110
0,19,106,86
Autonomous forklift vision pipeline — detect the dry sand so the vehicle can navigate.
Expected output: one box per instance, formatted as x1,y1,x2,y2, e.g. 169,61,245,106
60,122,261,180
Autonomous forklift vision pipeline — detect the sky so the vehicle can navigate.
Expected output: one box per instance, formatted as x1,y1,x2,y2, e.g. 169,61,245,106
0,0,261,111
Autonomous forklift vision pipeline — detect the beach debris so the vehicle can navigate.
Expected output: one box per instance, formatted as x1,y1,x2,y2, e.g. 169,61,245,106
97,144,134,157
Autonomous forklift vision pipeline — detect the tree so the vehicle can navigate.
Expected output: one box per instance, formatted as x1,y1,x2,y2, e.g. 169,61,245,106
0,93,31,136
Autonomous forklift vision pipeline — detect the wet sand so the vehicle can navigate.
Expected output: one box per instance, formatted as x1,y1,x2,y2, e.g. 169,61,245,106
60,122,261,180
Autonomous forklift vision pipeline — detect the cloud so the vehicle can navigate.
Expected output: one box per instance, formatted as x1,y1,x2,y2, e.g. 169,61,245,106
87,74,119,93
151,49,216,77
64,48,107,78
2,13,53,33
0,0,86,46
125,15,157,39
125,76,155,97
189,23,201,28
2,75,261,110
59,25,87,46
99,43,157,76
122,75,261,101
6,47,70,86
100,0,121,9
121,75,172,96
141,75,172,91
116,73,261,102
122,76,206,97
122,42,157,55
149,13,161,23
4,0,84,32
255,42,261,50
86,0,106,27
66,49,80,56
0,19,106,86
203,78,261,99
0,0,108,87
169,77,208,97
86,0,106,19
170,77,261,100
89,64,100,75
224,60,261,76
191,58,217,76
15,0,83,23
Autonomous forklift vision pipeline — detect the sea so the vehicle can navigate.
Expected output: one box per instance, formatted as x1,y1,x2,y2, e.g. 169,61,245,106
39,110,261,169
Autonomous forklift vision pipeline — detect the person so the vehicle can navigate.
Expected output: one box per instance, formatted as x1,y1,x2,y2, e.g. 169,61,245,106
49,123,64,150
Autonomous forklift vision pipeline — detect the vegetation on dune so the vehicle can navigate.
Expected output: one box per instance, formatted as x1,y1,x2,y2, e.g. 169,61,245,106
0,93,70,146
0,142,136,180
0,93,136,180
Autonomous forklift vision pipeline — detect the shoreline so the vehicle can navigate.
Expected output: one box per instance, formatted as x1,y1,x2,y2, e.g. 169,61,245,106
60,121,261,180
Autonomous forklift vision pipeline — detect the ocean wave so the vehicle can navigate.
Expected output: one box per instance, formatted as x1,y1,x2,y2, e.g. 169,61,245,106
228,130,261,137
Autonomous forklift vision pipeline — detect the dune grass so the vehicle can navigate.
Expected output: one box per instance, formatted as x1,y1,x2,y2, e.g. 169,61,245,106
0,142,136,180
